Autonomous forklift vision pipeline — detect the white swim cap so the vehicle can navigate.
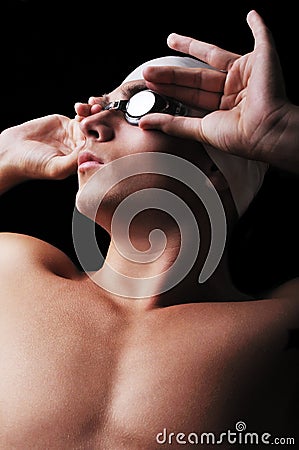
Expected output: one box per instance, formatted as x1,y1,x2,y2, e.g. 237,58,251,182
122,55,268,217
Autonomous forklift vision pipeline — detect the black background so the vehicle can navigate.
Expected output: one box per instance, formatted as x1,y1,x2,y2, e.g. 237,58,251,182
1,0,299,295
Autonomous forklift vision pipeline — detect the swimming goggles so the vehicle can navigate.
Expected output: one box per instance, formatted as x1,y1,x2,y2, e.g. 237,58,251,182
104,89,188,125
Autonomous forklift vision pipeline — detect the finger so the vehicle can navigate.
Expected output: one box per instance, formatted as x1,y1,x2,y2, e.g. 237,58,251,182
90,104,102,114
74,102,92,118
87,97,104,114
167,33,240,71
139,113,205,143
88,96,104,105
74,102,102,120
67,120,86,150
246,10,275,49
142,66,226,92
247,10,285,95
46,148,79,179
144,81,222,111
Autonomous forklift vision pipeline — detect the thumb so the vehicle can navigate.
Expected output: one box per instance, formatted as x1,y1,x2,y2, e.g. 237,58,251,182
46,149,79,180
139,113,206,143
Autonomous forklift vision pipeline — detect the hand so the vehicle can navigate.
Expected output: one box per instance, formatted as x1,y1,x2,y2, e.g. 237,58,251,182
0,114,85,188
74,98,103,122
139,10,291,164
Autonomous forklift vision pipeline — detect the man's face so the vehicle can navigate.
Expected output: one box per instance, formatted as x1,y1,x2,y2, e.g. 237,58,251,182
75,80,213,227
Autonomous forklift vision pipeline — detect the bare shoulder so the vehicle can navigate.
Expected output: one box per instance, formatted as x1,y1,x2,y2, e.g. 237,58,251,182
266,277,299,302
0,232,80,280
257,277,299,334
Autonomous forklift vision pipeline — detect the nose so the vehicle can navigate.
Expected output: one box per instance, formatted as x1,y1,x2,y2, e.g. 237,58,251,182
79,110,114,142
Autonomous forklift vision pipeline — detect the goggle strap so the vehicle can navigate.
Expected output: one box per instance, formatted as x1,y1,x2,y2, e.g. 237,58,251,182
104,100,128,111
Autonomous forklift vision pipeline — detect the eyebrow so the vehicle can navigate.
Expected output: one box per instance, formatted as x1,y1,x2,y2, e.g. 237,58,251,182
120,82,147,98
101,81,147,106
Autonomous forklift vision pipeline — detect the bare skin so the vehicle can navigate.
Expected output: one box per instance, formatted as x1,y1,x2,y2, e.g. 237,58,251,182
1,15,299,445
1,103,298,450
139,10,299,174
0,233,298,449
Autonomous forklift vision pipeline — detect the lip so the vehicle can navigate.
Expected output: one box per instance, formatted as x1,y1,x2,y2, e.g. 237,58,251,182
78,151,104,172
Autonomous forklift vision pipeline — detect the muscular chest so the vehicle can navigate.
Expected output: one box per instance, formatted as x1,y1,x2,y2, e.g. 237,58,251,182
0,295,298,449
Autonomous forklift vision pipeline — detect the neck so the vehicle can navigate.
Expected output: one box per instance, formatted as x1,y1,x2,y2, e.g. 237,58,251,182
91,212,251,310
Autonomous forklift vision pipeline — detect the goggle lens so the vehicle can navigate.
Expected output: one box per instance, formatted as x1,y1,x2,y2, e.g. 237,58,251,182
127,90,157,117
104,90,187,125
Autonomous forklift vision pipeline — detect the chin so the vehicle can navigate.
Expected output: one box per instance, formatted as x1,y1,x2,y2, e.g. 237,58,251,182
76,183,121,228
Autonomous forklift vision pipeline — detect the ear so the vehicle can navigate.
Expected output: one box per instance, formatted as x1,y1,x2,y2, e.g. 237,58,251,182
207,161,230,193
